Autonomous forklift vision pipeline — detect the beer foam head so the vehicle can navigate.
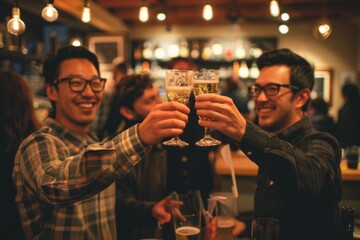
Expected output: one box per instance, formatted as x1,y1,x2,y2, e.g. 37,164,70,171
176,226,200,235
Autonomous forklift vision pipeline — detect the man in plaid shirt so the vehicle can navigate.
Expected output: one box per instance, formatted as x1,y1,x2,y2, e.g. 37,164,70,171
12,46,189,240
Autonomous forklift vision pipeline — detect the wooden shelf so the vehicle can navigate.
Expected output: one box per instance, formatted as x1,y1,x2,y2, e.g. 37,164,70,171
216,150,360,182
0,49,43,63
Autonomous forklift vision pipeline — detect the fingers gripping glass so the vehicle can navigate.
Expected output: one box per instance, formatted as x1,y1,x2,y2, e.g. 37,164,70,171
248,83,300,97
54,77,106,93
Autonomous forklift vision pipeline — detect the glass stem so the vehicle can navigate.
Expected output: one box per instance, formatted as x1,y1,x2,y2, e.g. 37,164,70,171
204,127,212,139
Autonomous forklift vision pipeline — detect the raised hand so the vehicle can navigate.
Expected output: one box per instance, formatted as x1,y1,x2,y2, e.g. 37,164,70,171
195,94,247,142
138,101,190,146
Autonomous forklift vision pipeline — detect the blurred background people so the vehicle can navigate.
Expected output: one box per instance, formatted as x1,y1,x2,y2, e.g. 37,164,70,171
222,76,252,120
336,83,360,148
0,70,40,240
307,97,336,136
91,62,128,139
112,74,167,239
112,58,220,239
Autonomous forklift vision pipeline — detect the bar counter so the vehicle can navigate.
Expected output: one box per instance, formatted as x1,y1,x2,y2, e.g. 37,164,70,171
215,150,360,181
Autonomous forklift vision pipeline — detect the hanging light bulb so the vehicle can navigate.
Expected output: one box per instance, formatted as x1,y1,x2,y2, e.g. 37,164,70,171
281,12,290,21
41,0,58,22
313,18,332,40
7,1,26,36
249,62,260,79
71,37,82,47
202,3,213,21
313,0,332,40
239,61,249,79
278,24,289,34
81,0,91,23
156,12,166,21
139,1,149,22
269,0,280,17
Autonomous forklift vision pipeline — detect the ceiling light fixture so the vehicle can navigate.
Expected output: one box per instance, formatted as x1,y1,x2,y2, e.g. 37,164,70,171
157,12,166,21
7,0,26,36
313,18,332,40
278,24,289,34
81,0,91,23
157,0,167,22
139,1,149,23
313,0,332,40
281,12,290,21
239,61,249,79
202,2,213,21
269,0,280,17
41,0,58,22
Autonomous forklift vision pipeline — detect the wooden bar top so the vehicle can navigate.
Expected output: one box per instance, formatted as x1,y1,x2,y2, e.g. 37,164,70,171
215,150,360,181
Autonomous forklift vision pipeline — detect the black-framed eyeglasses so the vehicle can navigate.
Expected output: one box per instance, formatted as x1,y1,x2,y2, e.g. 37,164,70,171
248,83,300,97
53,76,106,93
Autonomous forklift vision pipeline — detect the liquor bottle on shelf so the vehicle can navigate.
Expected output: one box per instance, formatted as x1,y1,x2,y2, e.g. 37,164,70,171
338,206,355,240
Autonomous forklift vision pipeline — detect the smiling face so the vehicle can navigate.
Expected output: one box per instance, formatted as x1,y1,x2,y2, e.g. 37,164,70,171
122,86,162,122
255,65,304,134
46,58,103,135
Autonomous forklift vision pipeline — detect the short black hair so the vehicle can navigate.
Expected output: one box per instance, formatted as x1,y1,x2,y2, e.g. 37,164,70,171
43,45,100,86
256,48,314,111
42,45,100,117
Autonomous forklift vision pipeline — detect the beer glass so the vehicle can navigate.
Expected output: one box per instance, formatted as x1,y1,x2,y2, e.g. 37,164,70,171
209,192,237,240
163,69,193,147
172,191,202,240
192,69,221,147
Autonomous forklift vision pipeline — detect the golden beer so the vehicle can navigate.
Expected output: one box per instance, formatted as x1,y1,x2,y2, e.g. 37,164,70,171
175,226,201,240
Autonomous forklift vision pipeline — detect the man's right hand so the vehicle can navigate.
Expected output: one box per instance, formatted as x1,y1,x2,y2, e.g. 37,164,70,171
138,102,190,146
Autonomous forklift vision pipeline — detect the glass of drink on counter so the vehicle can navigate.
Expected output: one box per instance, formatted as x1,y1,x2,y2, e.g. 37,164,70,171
163,69,193,147
172,191,202,240
208,192,237,240
346,145,359,169
192,69,222,147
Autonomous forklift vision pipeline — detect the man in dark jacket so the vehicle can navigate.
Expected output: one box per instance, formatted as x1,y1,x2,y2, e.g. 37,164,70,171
195,49,342,240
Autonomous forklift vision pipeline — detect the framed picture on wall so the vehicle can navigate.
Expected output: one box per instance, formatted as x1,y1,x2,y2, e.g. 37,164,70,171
313,68,333,105
87,34,125,71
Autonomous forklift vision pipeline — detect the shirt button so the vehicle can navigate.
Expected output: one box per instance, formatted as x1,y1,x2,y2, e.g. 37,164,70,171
181,156,188,163
130,155,138,162
182,170,188,176
247,151,252,156
269,180,274,186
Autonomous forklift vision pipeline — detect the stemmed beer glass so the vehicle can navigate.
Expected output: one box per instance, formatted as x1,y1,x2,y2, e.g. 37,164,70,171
163,69,193,147
192,69,222,147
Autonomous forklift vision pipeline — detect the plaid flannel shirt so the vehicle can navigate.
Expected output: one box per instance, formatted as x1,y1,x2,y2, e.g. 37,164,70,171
13,118,150,240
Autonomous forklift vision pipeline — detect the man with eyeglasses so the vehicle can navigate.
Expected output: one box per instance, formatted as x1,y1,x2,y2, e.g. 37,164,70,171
196,49,341,239
13,46,189,240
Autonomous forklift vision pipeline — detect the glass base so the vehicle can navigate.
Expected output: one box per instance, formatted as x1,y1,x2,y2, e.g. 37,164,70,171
195,136,221,147
162,138,189,148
